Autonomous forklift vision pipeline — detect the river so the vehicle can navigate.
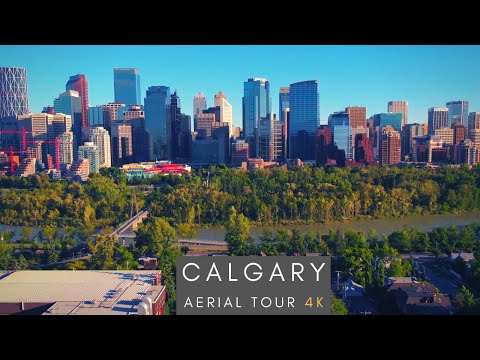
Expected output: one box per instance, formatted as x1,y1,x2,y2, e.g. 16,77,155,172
194,211,480,242
1,211,479,243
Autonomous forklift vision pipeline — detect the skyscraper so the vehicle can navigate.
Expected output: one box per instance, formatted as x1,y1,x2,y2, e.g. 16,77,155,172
0,67,29,119
58,131,74,170
193,92,207,116
279,87,290,124
170,91,192,161
52,113,72,144
373,113,402,132
387,101,408,128
455,139,479,165
446,100,469,126
102,102,126,122
65,74,89,129
114,68,141,106
428,107,449,135
89,127,111,168
54,91,82,117
193,92,207,132
402,123,425,160
346,106,367,129
54,90,82,154
88,106,106,127
0,67,30,150
467,112,480,137
78,142,100,174
451,122,466,161
124,105,147,162
111,122,133,166
214,91,233,134
328,111,352,160
144,86,171,160
288,80,320,160
243,78,271,158
380,125,401,166
258,113,275,161
196,113,216,137
354,133,374,163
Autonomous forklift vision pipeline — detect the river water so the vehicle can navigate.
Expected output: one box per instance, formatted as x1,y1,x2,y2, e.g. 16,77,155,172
1,211,479,243
194,211,480,242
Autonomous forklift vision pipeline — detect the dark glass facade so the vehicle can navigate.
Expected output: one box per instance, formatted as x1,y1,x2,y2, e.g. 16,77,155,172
328,111,351,159
288,80,320,160
242,78,271,157
144,86,171,160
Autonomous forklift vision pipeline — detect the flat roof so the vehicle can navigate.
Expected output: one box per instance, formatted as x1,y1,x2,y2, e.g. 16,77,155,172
0,271,164,315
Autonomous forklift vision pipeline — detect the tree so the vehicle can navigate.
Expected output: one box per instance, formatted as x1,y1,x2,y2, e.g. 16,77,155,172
176,223,197,239
16,255,28,270
66,260,87,270
135,217,178,256
224,207,252,256
0,238,13,270
115,247,139,270
331,293,348,315
20,227,33,244
88,232,117,270
388,259,412,277
456,285,476,313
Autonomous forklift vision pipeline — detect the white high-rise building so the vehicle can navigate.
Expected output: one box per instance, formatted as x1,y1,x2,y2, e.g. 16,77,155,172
214,91,233,135
88,127,111,168
78,142,100,174
58,131,74,168
388,101,408,128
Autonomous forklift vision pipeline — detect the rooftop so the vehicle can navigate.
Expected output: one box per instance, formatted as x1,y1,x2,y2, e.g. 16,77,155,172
0,270,164,315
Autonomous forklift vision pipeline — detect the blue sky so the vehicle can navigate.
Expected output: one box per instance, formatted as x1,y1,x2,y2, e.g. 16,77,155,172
1,45,479,127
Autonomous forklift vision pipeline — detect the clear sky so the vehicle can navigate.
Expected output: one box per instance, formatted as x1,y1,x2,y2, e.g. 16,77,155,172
1,45,479,127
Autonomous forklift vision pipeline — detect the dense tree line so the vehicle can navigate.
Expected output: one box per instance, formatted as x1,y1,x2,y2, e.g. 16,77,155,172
1,164,480,228
0,172,137,228
144,164,480,226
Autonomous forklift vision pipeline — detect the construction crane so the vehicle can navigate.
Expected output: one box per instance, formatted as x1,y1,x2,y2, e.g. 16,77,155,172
0,127,72,173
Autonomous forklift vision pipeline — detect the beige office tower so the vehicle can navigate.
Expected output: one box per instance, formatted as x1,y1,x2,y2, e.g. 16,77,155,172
214,91,233,135
89,126,111,168
434,127,454,145
388,101,408,128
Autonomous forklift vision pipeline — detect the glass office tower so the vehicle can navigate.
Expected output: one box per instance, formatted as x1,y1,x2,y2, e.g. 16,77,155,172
288,80,320,160
114,68,141,106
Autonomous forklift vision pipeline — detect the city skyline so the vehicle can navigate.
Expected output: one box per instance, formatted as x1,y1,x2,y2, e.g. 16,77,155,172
2,45,480,127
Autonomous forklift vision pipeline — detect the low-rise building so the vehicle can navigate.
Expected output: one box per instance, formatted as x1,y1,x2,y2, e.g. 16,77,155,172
0,270,166,315
387,279,452,315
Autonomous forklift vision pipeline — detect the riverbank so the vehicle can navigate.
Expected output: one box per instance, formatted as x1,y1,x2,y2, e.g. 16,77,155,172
2,211,480,243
